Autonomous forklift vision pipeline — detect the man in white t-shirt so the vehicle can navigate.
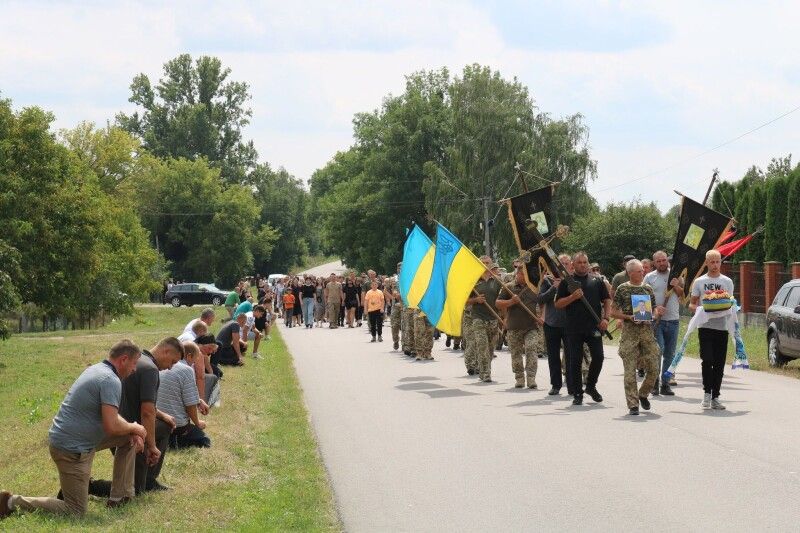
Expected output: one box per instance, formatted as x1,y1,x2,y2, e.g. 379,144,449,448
644,250,684,396
240,306,267,359
689,249,735,410
178,320,207,343
181,308,216,337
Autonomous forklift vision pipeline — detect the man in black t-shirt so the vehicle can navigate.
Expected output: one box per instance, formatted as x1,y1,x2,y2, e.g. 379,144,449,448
556,252,611,406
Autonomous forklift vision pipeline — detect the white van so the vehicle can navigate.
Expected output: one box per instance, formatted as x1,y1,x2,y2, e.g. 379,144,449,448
267,274,287,286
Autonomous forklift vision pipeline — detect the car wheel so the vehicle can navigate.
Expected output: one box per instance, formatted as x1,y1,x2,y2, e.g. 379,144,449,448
212,296,222,306
171,297,181,308
768,332,789,367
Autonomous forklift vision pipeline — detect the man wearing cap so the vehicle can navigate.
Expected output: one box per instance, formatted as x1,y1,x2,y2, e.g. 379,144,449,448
467,259,503,382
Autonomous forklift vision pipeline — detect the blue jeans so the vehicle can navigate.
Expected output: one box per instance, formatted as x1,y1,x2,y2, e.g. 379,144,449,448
653,319,679,382
302,299,315,326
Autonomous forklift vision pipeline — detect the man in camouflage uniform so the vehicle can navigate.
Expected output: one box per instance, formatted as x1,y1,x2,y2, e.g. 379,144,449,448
388,273,403,351
402,306,416,356
467,259,502,382
496,266,544,388
414,311,435,360
461,305,475,373
611,259,664,415
324,273,342,329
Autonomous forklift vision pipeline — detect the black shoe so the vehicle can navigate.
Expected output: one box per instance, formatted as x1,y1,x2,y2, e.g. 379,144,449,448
445,338,451,347
584,387,603,403
393,341,399,350
639,396,651,410
467,369,476,375
660,384,675,396
403,350,411,356
80,478,111,499
572,394,583,406
629,407,640,416
145,480,170,492
370,337,376,343
548,387,560,396
637,369,645,378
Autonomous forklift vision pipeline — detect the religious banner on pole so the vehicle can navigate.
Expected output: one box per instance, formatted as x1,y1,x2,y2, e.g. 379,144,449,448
505,184,560,292
667,194,733,303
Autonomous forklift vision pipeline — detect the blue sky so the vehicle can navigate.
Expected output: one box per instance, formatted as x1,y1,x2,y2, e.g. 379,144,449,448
2,0,798,212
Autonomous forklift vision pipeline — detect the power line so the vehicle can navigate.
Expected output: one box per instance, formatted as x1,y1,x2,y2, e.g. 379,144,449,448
594,103,800,193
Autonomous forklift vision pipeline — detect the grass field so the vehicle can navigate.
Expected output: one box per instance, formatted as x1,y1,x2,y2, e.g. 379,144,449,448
0,306,340,532
606,317,800,379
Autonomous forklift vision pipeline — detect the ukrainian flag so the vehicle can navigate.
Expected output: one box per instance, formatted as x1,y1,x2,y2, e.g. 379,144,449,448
418,224,486,336
398,225,435,308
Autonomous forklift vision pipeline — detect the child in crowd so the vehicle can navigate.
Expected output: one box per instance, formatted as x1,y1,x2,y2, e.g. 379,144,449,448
282,291,296,327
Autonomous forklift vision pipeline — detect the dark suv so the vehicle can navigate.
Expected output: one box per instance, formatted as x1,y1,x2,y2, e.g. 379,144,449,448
766,279,800,367
164,283,228,307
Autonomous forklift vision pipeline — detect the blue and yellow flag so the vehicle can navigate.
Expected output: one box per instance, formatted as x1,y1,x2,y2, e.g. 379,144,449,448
398,225,435,308
418,224,486,336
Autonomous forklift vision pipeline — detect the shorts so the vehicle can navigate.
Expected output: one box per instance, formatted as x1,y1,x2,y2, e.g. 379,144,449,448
345,300,358,310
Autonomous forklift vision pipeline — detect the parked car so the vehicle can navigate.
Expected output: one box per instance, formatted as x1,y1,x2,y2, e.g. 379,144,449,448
766,279,800,367
164,283,229,308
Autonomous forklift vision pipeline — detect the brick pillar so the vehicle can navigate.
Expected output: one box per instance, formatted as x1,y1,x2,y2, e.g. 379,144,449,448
720,262,731,276
792,262,800,280
764,261,782,308
739,261,755,313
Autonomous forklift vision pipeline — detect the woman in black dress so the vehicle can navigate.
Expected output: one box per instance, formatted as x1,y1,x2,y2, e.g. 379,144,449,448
343,278,360,328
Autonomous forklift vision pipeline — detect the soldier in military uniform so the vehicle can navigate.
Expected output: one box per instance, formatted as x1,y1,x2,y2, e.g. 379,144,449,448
610,259,664,415
496,266,544,388
402,305,416,356
467,260,503,382
324,273,343,329
388,275,403,351
414,311,435,360
461,304,475,373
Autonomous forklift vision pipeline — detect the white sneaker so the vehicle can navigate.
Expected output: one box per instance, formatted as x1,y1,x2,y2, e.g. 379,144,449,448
253,352,263,360
711,397,726,410
701,393,711,409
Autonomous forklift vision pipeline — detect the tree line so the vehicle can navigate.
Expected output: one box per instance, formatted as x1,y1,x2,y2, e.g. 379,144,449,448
0,54,316,337
711,155,800,265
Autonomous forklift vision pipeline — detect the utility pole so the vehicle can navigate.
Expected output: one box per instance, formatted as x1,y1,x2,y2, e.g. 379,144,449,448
482,196,492,258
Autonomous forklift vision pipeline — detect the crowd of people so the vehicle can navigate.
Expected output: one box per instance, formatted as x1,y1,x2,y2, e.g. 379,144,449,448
0,248,735,519
275,249,734,418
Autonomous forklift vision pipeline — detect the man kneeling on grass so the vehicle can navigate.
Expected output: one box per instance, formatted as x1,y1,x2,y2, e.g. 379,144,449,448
157,342,211,449
1,340,147,518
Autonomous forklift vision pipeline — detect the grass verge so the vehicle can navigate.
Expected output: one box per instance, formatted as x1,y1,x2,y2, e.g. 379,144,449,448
0,306,340,532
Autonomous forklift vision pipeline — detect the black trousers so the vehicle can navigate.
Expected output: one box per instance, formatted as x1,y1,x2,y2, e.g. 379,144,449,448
565,331,604,396
543,323,567,390
134,418,171,493
368,311,383,337
169,423,211,449
698,328,728,398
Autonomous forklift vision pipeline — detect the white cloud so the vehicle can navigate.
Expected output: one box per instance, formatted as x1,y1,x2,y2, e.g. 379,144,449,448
1,0,799,212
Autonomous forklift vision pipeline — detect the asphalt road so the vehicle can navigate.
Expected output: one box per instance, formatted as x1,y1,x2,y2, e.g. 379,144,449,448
281,321,800,532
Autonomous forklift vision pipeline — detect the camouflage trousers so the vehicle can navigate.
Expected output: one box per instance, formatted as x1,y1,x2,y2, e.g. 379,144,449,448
402,307,416,353
462,311,476,372
326,302,340,328
472,318,499,381
507,328,543,387
619,323,660,409
414,314,435,359
390,304,402,346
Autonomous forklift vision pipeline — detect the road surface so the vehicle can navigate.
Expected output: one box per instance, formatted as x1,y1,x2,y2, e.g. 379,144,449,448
281,322,800,532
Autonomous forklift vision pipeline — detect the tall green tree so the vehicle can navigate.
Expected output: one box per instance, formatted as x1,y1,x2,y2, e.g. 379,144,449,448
786,168,800,263
744,183,767,263
117,54,257,184
0,239,21,339
562,201,671,275
764,176,789,263
711,181,736,219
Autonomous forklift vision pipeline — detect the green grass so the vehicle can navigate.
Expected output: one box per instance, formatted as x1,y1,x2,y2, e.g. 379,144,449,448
606,317,800,378
0,306,340,532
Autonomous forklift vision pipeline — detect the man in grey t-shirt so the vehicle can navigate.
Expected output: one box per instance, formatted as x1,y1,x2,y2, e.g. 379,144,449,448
644,250,684,396
689,250,735,410
1,341,147,518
